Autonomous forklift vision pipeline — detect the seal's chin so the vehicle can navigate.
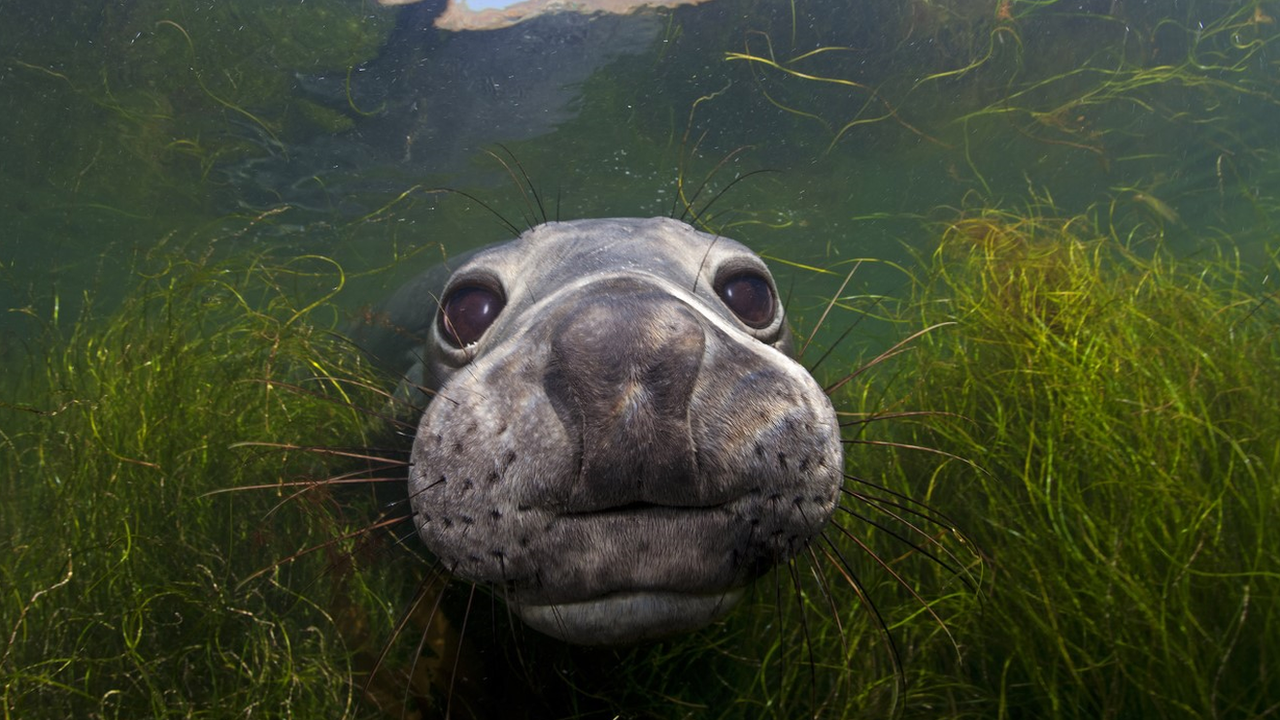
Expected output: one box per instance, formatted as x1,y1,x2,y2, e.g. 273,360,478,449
515,589,746,645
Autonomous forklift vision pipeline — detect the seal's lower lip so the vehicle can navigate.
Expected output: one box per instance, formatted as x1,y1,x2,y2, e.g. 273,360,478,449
514,589,745,645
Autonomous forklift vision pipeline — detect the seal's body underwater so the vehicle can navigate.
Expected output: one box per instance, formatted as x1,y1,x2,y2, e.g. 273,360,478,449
357,217,843,645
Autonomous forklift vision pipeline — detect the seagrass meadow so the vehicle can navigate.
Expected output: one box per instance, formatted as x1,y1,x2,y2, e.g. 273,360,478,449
3,0,1280,717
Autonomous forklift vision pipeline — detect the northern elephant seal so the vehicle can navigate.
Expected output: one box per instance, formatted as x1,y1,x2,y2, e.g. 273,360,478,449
356,216,843,645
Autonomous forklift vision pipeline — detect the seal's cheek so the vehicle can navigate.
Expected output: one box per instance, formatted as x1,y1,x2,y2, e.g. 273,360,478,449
689,334,845,550
407,347,577,582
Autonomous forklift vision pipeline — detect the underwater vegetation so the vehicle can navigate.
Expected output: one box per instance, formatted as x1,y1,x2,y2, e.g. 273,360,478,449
3,200,1278,718
875,206,1280,718
0,250,410,717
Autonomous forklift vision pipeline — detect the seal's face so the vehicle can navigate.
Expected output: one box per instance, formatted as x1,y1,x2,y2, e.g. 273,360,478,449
404,217,843,645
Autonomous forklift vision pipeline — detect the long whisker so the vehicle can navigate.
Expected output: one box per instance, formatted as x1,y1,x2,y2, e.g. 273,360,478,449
237,513,407,588
839,483,982,594
772,553,788,705
365,566,449,699
259,377,417,431
438,187,523,237
444,583,479,720
495,558,531,678
836,503,974,593
226,441,410,466
798,261,862,361
843,438,981,470
679,145,751,222
805,320,863,377
838,409,964,426
828,518,961,657
265,468,407,518
805,284,894,375
805,543,849,675
786,559,820,709
818,533,906,713
208,475,407,496
671,128,708,220
824,322,954,395
687,168,778,229
489,144,548,228
841,475,967,539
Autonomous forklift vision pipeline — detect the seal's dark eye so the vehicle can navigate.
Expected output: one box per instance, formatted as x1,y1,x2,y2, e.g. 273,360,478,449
438,284,504,348
717,271,776,329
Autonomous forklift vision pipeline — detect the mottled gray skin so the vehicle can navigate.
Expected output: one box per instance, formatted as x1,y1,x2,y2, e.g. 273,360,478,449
358,217,843,645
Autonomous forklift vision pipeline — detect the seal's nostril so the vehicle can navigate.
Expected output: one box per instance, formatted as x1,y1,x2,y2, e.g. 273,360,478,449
544,281,706,510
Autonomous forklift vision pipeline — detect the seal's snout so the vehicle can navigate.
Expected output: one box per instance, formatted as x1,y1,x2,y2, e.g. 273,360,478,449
398,218,844,645
546,281,706,510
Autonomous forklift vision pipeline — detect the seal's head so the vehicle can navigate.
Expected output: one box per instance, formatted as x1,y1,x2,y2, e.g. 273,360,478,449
400,217,842,645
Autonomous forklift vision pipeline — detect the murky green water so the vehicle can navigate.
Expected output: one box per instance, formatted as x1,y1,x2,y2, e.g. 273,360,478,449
2,0,1277,717
6,0,1274,342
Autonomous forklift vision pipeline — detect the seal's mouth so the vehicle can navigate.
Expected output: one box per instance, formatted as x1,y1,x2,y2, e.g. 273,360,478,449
491,499,774,641
561,500,730,518
514,589,746,646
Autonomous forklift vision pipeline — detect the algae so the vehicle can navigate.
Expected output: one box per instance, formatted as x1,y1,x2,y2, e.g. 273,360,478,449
850,205,1280,718
0,248,407,718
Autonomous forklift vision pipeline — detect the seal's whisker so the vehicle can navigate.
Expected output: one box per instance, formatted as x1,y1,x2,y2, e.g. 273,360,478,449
835,504,974,593
228,441,408,465
435,187,522,237
811,550,848,636
203,473,406,506
824,322,954,395
267,472,410,519
404,467,445,501
843,437,980,470
785,558,821,709
804,543,850,660
805,290,894,376
671,126,709,221
798,261,861,362
792,504,853,709
805,320,864,377
444,583,478,720
688,167,777,230
237,513,407,588
837,479,983,600
260,376,418,431
493,561,533,678
771,553,790,705
807,543,848,639
818,533,906,712
828,518,962,658
215,442,408,513
676,143,743,222
807,543,857,706
491,143,548,227
838,409,964,426
213,475,407,495
839,477,968,548
366,566,451,699
824,348,912,393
